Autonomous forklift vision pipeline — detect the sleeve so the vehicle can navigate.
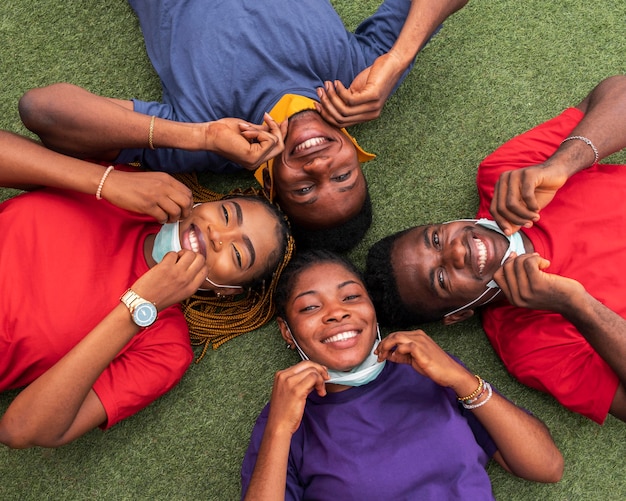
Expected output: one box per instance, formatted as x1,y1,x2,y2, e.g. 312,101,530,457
92,306,193,429
241,405,304,501
475,107,584,218
483,306,618,424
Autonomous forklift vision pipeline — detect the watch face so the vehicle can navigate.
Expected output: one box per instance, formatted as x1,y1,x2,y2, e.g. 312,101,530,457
133,302,158,327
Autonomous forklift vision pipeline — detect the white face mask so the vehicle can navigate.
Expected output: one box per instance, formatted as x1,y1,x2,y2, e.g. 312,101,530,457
151,220,243,291
286,323,386,387
443,219,526,317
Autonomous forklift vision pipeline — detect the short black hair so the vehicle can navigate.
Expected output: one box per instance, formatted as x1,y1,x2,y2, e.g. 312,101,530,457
275,249,363,319
365,229,443,327
289,189,372,253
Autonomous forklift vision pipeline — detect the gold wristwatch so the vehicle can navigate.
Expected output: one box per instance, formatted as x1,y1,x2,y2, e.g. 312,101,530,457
120,289,158,328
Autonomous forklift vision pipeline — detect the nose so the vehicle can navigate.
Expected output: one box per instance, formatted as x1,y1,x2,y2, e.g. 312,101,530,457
207,226,226,251
301,155,331,174
322,302,351,323
443,237,466,269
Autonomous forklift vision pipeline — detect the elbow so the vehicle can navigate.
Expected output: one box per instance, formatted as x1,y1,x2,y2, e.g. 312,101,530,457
544,451,565,483
0,423,35,450
0,419,68,449
18,84,68,136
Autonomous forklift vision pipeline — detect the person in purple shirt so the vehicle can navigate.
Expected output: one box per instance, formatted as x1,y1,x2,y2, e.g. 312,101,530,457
240,250,563,500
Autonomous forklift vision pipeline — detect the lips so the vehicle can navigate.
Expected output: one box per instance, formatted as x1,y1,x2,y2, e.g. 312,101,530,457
185,224,207,258
289,135,332,159
293,136,328,154
322,329,359,344
473,236,487,275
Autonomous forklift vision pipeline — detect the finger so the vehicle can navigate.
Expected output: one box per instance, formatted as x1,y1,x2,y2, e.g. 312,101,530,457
503,171,540,225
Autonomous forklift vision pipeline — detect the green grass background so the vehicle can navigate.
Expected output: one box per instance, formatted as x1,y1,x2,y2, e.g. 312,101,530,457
1,1,625,499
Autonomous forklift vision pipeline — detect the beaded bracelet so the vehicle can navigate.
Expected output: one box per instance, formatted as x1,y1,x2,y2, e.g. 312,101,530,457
560,135,599,166
148,115,156,150
457,375,483,402
464,383,488,405
462,382,493,410
96,166,115,200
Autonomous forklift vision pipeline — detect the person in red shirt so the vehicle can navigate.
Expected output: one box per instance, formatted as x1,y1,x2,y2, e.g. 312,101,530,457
0,131,292,448
365,75,626,424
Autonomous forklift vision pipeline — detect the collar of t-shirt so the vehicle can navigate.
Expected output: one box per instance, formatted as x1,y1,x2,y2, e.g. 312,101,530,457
254,94,375,201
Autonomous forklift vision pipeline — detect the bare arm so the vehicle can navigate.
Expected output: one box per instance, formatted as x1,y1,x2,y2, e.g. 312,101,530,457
0,250,207,448
376,330,563,483
243,362,329,501
19,84,284,171
316,0,468,127
0,130,193,223
495,252,626,421
491,75,626,235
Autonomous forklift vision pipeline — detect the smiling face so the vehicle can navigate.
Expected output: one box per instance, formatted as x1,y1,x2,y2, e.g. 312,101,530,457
278,262,377,372
390,221,510,317
177,198,281,289
272,110,366,229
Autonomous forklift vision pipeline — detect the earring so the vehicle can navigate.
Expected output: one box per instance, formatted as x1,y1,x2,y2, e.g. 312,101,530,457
285,343,292,349
216,291,222,298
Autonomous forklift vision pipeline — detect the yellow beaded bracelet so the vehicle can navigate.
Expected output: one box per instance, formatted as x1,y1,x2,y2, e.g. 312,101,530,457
457,375,483,402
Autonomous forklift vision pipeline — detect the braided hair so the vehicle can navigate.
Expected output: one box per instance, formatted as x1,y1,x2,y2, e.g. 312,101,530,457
175,173,295,360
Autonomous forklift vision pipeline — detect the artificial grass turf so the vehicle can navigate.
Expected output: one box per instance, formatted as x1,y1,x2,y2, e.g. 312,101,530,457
1,0,625,499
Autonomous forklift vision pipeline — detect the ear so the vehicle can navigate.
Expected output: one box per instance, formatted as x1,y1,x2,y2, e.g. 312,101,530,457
442,309,475,326
276,317,293,344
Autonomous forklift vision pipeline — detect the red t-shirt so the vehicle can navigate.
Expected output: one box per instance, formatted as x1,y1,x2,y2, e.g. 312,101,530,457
476,108,623,424
0,187,193,428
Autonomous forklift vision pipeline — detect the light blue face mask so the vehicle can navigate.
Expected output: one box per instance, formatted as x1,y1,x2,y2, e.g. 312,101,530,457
151,220,243,291
287,323,386,387
152,221,181,263
444,218,526,317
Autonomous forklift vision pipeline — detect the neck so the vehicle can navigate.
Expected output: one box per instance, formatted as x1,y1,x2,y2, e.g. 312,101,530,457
144,233,158,268
325,382,351,393
519,230,534,253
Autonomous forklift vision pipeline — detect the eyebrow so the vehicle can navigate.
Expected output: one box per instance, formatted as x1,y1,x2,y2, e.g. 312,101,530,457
233,200,255,269
422,228,437,294
243,236,256,269
294,179,358,206
292,280,360,301
233,201,243,225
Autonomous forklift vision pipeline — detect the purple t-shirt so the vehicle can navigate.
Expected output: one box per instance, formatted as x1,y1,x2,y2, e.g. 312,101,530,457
241,362,497,500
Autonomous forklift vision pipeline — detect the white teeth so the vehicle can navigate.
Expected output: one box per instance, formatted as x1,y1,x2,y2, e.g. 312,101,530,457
189,228,199,253
474,237,487,274
294,136,327,153
322,331,358,344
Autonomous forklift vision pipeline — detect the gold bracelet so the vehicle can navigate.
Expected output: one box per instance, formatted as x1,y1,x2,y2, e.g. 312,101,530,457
148,115,156,150
457,375,483,402
96,166,115,200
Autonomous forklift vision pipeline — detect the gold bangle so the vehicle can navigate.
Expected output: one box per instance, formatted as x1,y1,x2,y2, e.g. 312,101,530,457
457,375,483,402
148,115,156,150
96,166,115,200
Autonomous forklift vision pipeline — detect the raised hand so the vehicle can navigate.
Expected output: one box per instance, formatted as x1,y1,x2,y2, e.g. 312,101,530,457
493,252,585,313
131,249,208,310
490,163,569,235
315,52,405,128
266,362,329,435
103,169,193,224
375,330,475,392
205,114,285,171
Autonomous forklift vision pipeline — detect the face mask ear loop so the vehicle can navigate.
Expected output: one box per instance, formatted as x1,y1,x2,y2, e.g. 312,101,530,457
191,203,245,292
444,283,500,318
285,323,309,361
